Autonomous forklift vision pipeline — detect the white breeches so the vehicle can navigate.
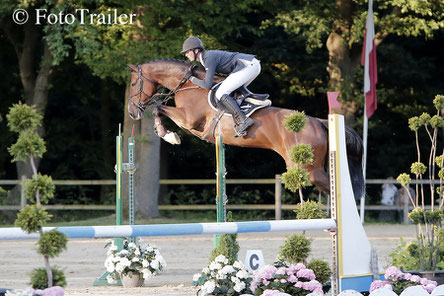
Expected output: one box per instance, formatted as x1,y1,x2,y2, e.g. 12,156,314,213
215,58,261,100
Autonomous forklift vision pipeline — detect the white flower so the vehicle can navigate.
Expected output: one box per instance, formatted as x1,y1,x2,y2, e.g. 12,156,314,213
150,259,160,270
132,257,139,262
118,249,129,256
104,257,115,272
231,276,241,284
216,270,227,280
112,256,121,262
233,281,246,292
142,269,153,280
115,262,125,273
142,259,149,267
202,280,216,294
215,254,229,264
202,267,210,274
233,261,244,269
106,274,117,284
128,242,137,249
193,273,202,281
209,261,222,271
120,257,131,267
134,249,141,256
221,265,235,274
236,269,250,279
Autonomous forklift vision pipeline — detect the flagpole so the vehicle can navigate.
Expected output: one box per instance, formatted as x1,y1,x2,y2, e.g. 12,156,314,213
361,99,368,224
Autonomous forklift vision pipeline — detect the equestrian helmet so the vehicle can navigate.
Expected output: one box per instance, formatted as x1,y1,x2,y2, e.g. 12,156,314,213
181,37,204,53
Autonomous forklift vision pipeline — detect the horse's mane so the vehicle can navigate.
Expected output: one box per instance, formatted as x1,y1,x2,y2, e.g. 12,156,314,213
143,58,225,82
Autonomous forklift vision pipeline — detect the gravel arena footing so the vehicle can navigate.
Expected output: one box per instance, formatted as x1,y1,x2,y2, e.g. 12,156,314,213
0,224,415,295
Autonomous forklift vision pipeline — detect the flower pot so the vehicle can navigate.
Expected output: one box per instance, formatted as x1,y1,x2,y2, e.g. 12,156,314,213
121,271,144,287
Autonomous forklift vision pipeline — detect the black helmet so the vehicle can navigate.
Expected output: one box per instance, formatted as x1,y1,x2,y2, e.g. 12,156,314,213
181,37,204,53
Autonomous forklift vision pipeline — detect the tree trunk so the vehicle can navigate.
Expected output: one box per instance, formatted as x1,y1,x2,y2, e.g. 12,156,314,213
1,21,54,216
326,0,362,124
122,84,160,219
99,79,114,203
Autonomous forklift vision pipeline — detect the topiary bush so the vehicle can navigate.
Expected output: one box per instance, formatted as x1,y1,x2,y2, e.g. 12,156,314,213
307,258,332,284
209,212,239,264
277,234,312,265
30,266,66,289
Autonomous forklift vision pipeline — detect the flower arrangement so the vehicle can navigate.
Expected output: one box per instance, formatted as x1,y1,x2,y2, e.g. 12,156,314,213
192,254,253,295
370,266,437,294
250,263,323,296
104,239,166,284
5,286,64,296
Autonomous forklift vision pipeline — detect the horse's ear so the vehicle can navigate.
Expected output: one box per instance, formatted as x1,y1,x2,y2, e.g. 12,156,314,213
127,64,138,72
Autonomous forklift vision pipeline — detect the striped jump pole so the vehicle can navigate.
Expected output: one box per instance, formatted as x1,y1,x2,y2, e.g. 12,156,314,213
0,219,336,240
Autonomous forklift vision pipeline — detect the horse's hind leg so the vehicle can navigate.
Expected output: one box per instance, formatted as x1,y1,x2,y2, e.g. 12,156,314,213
309,168,330,194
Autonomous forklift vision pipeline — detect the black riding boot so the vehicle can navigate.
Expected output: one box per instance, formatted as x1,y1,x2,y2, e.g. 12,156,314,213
219,94,254,137
238,86,269,101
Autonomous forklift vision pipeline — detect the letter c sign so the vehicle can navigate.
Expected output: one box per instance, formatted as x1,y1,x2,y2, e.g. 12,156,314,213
244,250,264,272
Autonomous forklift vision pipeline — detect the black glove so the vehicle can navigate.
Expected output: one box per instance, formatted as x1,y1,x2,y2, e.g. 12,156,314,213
184,70,193,80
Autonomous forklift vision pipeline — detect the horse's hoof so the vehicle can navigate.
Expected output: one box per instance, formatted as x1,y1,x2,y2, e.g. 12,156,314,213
163,131,181,145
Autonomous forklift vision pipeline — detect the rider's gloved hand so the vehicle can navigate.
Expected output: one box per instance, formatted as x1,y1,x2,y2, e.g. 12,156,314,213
184,70,193,80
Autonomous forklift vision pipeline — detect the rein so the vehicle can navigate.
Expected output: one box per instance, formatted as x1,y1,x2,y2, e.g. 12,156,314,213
129,64,199,113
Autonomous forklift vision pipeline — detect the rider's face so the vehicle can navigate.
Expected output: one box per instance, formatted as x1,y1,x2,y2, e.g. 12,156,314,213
185,49,196,61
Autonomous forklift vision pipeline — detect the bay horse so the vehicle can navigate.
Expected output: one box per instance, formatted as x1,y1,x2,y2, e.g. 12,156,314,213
127,59,364,200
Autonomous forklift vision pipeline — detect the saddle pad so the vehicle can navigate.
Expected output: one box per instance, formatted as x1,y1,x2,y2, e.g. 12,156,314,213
207,83,271,118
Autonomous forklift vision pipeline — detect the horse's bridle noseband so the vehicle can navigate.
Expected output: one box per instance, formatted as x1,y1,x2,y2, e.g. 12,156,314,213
128,65,157,114
128,64,198,114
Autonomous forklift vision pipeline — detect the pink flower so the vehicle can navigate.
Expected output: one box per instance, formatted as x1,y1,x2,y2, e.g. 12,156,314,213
296,268,316,280
294,263,306,271
384,266,403,280
410,275,421,283
276,267,286,275
262,279,270,285
404,273,412,280
294,281,304,288
424,283,437,293
287,274,298,283
370,280,392,292
302,280,323,291
261,290,282,296
280,279,287,283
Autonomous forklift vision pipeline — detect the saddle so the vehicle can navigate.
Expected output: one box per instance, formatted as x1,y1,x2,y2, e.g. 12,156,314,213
207,83,271,117
200,83,271,143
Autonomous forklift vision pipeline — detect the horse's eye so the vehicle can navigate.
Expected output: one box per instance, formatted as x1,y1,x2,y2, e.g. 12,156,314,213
131,82,137,86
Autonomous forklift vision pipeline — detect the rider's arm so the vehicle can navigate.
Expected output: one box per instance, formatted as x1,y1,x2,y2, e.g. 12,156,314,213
190,56,216,90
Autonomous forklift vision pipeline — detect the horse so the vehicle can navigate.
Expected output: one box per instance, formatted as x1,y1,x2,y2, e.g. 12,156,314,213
126,59,364,200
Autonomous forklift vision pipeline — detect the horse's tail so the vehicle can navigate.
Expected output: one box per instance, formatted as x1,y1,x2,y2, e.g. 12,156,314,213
319,119,365,200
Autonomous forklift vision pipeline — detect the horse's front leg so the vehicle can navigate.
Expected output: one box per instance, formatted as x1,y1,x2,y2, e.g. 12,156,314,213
152,107,181,145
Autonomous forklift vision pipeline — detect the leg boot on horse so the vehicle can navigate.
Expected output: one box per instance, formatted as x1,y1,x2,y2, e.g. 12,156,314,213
219,94,254,137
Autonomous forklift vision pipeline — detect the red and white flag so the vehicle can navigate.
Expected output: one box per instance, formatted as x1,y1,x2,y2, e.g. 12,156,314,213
361,0,377,118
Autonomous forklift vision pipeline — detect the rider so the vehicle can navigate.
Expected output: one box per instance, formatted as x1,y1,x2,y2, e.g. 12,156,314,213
181,36,268,137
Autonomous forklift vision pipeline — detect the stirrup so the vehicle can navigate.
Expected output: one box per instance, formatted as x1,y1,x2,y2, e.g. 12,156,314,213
233,117,254,137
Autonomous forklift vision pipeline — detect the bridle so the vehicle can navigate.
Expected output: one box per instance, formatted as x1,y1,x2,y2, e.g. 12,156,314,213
128,64,198,114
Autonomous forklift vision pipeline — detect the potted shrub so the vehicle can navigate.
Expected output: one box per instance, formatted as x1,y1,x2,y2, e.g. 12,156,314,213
104,239,166,287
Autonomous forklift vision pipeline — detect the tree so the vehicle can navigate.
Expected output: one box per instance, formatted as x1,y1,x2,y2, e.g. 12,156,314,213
0,0,73,203
263,0,444,122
